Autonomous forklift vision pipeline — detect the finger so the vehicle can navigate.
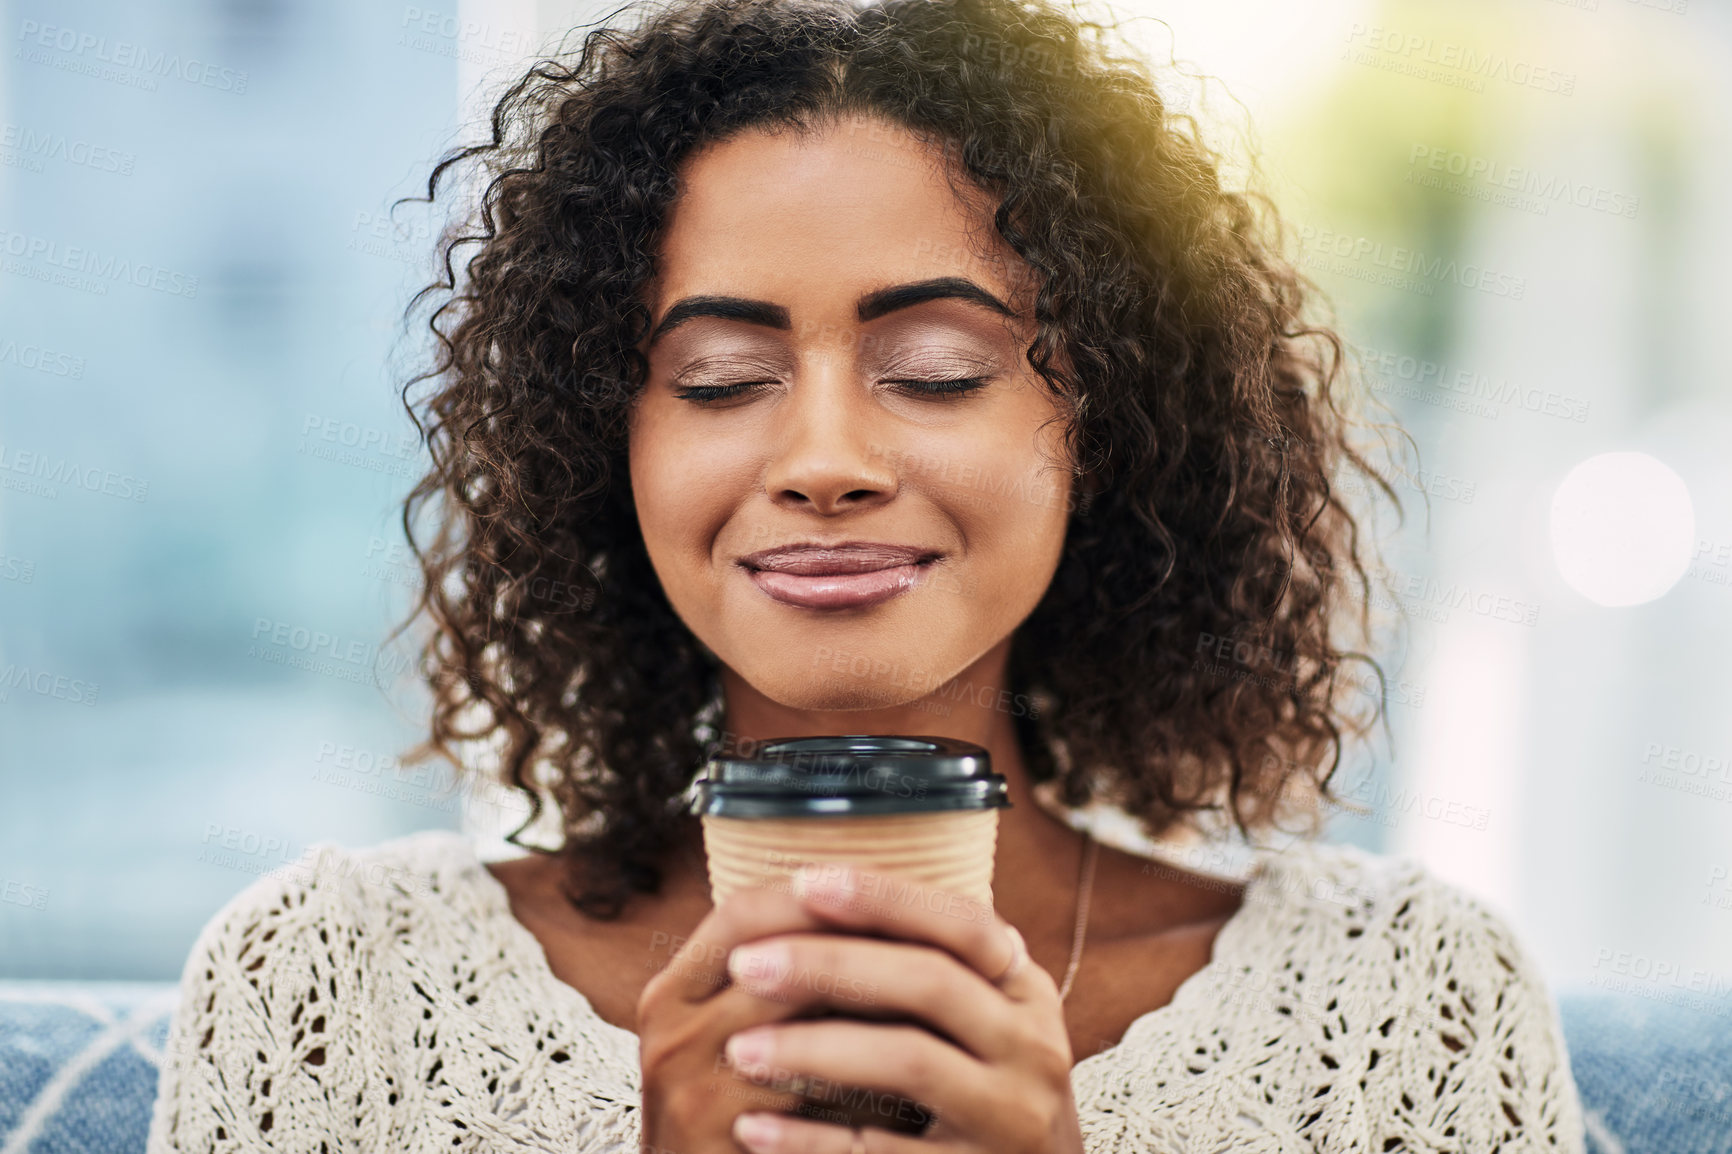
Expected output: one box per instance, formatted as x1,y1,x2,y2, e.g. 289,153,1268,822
724,931,1022,1060
791,861,1050,1001
705,1033,808,1120
733,1110,938,1154
725,1017,997,1138
693,980,835,1043
641,983,810,1116
648,883,833,1004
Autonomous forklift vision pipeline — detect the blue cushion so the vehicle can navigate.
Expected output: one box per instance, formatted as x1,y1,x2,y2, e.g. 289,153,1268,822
0,982,1726,1152
0,984,176,1154
1557,988,1732,1154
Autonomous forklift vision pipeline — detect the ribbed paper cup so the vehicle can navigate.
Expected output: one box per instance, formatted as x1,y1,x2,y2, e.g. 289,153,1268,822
700,808,1001,912
687,735,1010,1136
687,735,1010,916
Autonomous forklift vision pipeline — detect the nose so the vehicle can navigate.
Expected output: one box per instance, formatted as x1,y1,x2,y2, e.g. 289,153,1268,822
762,363,898,515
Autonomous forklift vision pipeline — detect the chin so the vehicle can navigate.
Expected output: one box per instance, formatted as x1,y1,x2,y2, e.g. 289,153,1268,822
724,637,969,714
750,669,934,714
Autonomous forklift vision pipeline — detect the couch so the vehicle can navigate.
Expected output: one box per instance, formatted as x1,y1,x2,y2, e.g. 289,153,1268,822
0,982,1726,1152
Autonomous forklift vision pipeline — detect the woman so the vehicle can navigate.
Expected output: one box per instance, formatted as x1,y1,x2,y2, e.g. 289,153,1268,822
148,0,1586,1150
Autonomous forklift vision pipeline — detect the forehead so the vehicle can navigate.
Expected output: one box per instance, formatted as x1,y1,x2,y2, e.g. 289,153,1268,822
648,115,1030,317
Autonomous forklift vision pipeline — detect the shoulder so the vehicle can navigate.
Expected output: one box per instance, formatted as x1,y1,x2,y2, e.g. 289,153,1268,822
1240,838,1556,1023
1237,839,1585,1149
151,831,645,1152
181,829,488,971
148,830,501,1151
166,827,495,1027
1246,839,1550,996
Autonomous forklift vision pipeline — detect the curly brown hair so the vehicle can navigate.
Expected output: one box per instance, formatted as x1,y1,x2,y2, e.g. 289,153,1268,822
395,0,1404,917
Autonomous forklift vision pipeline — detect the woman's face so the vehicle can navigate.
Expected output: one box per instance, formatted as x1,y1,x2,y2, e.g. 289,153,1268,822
629,115,1075,716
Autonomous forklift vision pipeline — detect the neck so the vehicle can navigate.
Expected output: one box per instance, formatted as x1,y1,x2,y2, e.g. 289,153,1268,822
711,637,1087,930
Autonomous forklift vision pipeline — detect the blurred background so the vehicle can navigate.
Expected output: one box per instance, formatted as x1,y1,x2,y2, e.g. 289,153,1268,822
2,0,1729,1032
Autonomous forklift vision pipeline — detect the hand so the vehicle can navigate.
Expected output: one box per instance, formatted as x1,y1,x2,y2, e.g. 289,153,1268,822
722,861,1086,1154
637,883,843,1153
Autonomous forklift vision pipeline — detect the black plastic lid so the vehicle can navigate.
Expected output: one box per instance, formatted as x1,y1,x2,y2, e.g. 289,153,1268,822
688,735,1011,818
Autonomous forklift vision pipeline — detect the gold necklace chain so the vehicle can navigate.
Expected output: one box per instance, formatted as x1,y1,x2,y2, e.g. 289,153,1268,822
1056,833,1098,1003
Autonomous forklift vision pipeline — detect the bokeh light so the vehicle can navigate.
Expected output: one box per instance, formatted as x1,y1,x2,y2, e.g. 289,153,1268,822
1550,451,1695,607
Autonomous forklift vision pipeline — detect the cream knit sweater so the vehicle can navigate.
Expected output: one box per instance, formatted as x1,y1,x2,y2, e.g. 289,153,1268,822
147,829,1585,1152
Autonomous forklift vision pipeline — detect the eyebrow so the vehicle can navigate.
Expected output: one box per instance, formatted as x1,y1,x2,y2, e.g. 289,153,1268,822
646,277,1016,346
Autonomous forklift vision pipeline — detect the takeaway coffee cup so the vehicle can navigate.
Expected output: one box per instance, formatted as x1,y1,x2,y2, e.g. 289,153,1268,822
688,734,1010,912
688,735,1011,1133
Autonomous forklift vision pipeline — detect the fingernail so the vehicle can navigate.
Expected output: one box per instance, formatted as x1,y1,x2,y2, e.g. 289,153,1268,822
728,941,788,984
726,1027,774,1069
735,1112,781,1149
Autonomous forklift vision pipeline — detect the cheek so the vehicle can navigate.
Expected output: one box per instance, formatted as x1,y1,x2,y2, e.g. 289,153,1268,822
968,471,1071,604
915,409,1073,576
629,403,751,585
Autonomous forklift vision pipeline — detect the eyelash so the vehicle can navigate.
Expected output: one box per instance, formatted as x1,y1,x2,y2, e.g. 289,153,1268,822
673,377,992,403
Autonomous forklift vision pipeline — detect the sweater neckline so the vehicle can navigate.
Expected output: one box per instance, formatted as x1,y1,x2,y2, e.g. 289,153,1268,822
456,832,1283,1079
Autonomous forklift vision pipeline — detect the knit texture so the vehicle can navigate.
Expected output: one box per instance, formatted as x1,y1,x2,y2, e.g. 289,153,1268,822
146,830,1585,1152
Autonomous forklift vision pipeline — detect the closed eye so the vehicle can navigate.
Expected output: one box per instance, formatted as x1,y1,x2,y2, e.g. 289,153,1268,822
673,377,992,404
885,376,992,397
672,381,777,403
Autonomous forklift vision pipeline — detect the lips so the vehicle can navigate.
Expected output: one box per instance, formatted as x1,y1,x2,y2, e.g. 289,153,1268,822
738,542,942,610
